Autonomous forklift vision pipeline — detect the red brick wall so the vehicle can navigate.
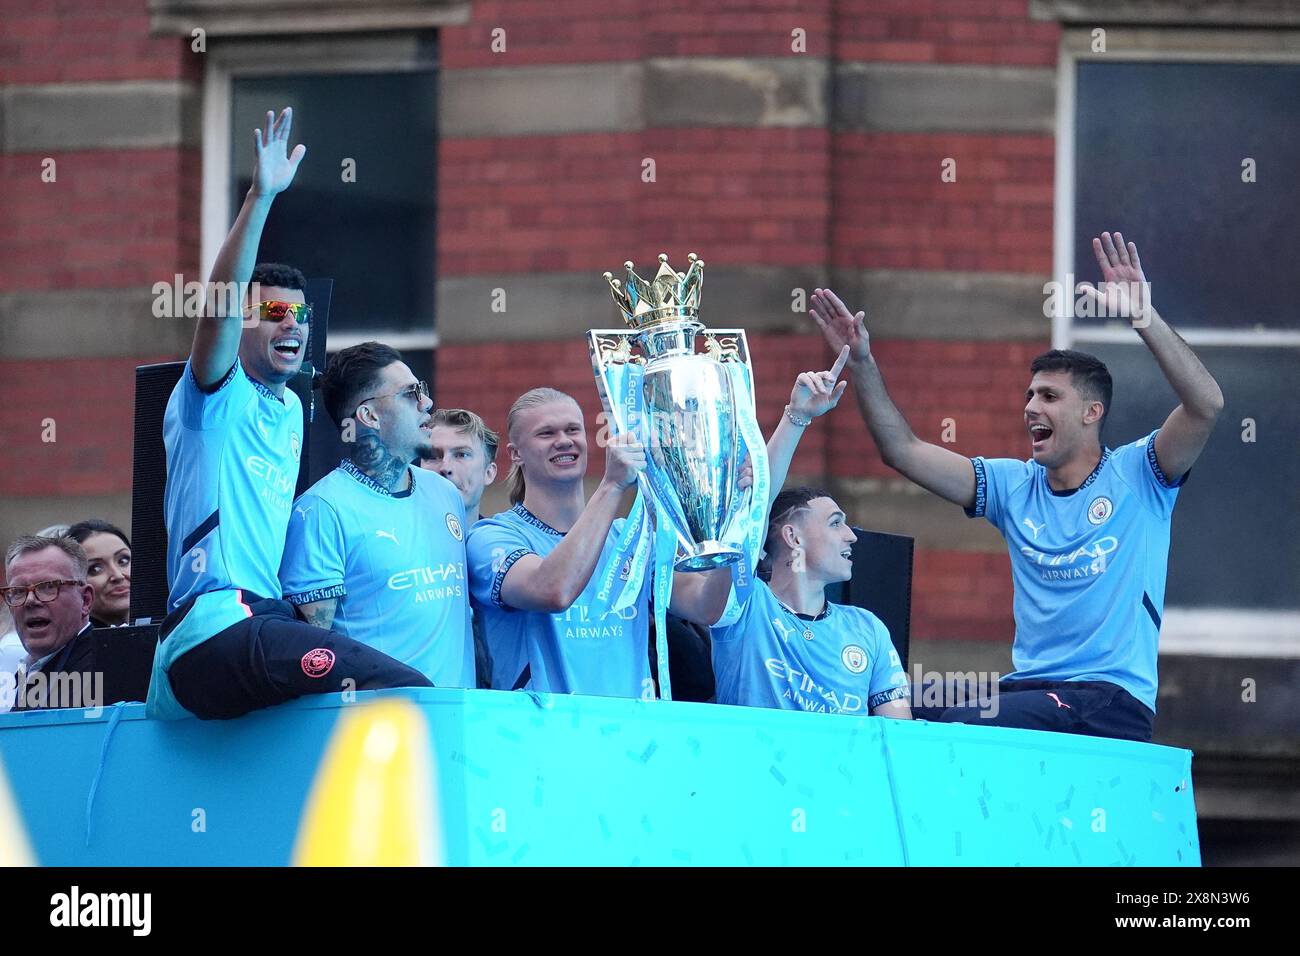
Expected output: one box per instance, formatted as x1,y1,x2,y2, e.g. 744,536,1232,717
0,149,201,293
0,1,200,509
442,0,834,68
833,0,1060,65
441,0,1056,68
913,549,1014,640
439,129,829,275
833,133,1055,273
0,0,195,84
0,355,173,498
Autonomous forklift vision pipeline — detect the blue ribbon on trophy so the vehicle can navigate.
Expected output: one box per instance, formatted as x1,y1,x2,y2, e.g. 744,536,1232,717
588,364,653,618
590,253,772,700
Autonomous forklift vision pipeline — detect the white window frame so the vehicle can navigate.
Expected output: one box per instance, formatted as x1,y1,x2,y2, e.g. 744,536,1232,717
1053,29,1300,657
201,33,440,352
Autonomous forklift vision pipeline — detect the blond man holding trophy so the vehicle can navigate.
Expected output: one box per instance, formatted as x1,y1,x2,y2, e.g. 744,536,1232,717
466,252,765,699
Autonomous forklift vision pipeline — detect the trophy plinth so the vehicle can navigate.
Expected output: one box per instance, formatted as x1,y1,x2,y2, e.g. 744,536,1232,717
676,541,740,572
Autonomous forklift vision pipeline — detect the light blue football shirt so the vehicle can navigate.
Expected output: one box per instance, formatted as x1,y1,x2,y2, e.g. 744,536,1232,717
967,429,1184,712
278,460,474,688
148,358,304,719
466,503,651,698
712,579,909,715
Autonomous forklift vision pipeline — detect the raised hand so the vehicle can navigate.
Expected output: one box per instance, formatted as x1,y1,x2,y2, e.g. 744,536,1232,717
809,289,871,363
789,345,851,420
1078,231,1151,324
252,107,307,199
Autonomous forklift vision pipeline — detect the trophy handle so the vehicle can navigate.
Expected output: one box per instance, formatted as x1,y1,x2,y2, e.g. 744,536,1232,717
587,330,692,541
698,329,761,540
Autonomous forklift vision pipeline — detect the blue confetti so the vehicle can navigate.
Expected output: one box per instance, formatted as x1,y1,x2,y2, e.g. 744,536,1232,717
954,832,962,856
770,766,787,786
511,843,530,863
599,723,621,736
639,741,658,763
978,797,989,820
496,726,521,742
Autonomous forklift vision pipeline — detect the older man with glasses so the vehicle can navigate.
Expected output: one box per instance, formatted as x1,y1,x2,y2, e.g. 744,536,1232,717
1,536,96,712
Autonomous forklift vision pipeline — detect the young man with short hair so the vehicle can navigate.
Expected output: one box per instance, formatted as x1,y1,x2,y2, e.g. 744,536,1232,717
279,343,474,687
147,108,429,720
810,232,1223,740
466,388,738,697
420,408,500,523
706,347,911,717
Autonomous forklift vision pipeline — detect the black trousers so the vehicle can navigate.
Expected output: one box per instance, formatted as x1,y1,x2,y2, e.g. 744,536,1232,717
916,678,1155,743
166,596,432,720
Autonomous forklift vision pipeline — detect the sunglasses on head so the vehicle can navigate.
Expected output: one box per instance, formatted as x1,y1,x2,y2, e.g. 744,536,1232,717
247,300,312,324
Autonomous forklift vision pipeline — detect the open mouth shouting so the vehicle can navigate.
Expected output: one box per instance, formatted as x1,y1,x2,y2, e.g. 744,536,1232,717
271,336,303,361
1028,421,1054,451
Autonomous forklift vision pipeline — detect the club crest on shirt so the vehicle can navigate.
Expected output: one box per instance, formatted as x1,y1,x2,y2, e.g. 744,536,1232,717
290,431,301,461
1087,496,1113,525
841,644,868,674
446,513,463,541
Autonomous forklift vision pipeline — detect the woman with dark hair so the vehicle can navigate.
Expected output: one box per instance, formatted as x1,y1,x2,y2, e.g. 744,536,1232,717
66,520,132,627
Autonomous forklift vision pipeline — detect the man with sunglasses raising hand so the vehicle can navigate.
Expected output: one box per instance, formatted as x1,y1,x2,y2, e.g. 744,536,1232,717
278,343,475,688
148,108,430,720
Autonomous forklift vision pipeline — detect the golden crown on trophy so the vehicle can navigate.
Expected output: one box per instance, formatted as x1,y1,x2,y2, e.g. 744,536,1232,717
602,252,705,329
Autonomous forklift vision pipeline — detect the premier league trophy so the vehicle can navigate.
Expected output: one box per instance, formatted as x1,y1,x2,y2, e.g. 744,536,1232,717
590,253,768,573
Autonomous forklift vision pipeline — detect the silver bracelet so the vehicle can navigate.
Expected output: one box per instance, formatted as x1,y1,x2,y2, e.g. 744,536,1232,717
784,405,811,428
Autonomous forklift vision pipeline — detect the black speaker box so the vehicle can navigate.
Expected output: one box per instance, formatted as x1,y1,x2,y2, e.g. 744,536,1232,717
828,528,914,670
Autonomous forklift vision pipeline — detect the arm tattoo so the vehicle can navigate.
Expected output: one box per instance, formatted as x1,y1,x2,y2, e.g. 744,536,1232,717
298,600,337,631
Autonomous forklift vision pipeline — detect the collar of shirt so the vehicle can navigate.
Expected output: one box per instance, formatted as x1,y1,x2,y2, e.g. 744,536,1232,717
510,502,564,537
340,458,413,498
